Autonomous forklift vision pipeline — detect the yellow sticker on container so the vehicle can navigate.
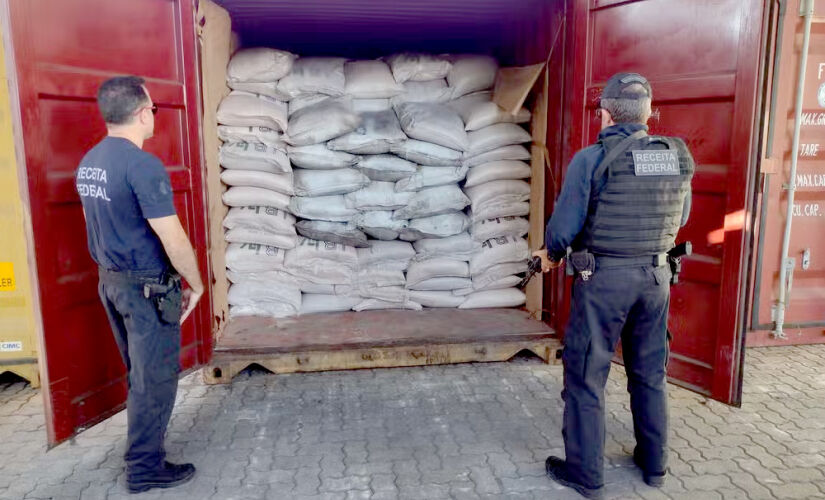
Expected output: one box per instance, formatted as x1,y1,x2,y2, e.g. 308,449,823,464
0,262,15,291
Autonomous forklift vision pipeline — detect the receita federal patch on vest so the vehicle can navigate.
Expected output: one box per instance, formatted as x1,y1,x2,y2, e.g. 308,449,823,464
631,149,680,176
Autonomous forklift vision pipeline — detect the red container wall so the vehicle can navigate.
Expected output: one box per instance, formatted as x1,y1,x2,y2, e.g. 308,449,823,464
749,0,825,346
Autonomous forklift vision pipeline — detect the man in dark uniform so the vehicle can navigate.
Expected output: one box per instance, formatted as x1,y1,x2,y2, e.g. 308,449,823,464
76,76,204,493
533,72,694,499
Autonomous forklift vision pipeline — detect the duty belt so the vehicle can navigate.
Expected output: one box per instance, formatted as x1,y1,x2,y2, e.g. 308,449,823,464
98,267,171,286
594,254,668,269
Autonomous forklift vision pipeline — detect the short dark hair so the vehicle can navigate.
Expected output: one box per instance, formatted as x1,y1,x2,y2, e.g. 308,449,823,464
601,83,652,124
97,76,148,125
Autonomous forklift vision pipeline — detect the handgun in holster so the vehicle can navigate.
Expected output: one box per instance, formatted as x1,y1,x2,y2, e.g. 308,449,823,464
143,273,182,324
565,249,595,281
666,241,692,285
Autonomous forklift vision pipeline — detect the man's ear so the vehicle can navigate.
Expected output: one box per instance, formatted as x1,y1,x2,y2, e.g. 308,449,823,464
601,108,615,128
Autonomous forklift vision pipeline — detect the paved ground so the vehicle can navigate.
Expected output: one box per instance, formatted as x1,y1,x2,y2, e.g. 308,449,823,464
0,345,824,500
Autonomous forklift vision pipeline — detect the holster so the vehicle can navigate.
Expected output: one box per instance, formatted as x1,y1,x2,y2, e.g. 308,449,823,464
565,250,596,279
144,274,182,325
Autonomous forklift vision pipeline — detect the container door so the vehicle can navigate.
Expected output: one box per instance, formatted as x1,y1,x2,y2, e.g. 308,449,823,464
564,0,767,405
6,0,210,445
749,0,825,346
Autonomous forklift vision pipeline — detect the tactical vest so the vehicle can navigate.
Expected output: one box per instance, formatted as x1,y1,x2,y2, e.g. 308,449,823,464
580,131,694,257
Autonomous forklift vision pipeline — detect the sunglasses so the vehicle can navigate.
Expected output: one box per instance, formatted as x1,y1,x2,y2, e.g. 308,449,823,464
135,104,159,116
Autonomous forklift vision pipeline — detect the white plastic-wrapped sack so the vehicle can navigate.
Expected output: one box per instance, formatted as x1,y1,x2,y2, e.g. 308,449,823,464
229,303,296,319
471,261,528,287
226,269,299,286
217,91,288,131
293,168,369,197
447,55,498,98
469,236,530,276
228,81,291,101
284,237,358,285
407,258,470,286
218,125,284,146
225,227,297,250
220,170,294,196
471,216,529,242
300,294,361,315
228,280,302,316
399,212,469,240
357,240,416,270
394,165,468,192
464,160,531,187
288,94,331,116
407,277,472,291
222,187,290,210
407,290,465,308
284,98,361,146
459,288,525,309
289,195,360,222
453,275,521,296
413,232,481,261
464,145,531,168
393,185,470,220
469,202,530,223
277,57,347,97
354,269,407,288
463,102,531,132
353,284,408,303
391,80,452,106
447,91,492,114
353,210,409,241
386,53,452,83
227,47,296,83
225,242,287,272
466,180,531,210
344,181,413,210
327,110,407,154
344,60,405,98
467,124,533,157
288,145,359,170
395,102,469,151
352,99,392,113
223,206,296,235
449,93,530,131
295,220,369,248
390,140,462,166
299,282,337,294
356,154,417,181
353,298,422,311
220,141,291,174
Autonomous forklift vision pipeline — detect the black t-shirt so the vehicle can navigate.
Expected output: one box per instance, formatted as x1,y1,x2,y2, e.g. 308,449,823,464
76,136,176,272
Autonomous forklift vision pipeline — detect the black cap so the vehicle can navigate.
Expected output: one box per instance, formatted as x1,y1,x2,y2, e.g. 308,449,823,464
600,72,652,102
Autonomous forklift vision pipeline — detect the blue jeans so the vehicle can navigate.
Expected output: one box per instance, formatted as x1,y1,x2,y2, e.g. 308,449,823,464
561,262,671,488
98,269,181,477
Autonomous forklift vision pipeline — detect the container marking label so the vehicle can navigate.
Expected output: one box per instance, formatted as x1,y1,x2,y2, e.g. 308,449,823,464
0,263,14,291
0,341,22,352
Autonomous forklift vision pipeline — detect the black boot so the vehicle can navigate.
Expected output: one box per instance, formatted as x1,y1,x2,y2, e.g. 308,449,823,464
633,450,666,487
545,456,604,500
127,461,196,494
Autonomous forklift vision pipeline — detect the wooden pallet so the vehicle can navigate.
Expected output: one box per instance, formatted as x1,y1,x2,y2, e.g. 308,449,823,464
203,308,560,384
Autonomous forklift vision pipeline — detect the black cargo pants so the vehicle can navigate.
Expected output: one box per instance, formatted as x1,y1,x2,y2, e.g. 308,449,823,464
97,268,182,478
561,258,671,488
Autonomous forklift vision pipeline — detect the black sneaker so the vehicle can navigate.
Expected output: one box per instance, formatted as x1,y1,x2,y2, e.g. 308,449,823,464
632,452,666,487
127,461,196,494
545,456,605,500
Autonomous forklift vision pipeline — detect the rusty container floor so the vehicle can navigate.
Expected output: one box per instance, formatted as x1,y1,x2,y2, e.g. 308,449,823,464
205,308,558,383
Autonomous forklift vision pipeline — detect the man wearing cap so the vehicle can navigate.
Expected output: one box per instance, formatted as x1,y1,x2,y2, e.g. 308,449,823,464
533,72,694,499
